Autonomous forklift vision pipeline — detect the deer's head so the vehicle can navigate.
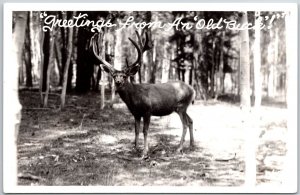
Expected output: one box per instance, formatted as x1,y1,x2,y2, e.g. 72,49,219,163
91,31,150,88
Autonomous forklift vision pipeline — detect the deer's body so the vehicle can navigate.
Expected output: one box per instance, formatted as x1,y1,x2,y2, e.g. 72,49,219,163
117,81,194,117
91,31,195,158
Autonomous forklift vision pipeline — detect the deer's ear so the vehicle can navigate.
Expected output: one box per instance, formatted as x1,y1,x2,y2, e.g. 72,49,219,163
126,64,140,76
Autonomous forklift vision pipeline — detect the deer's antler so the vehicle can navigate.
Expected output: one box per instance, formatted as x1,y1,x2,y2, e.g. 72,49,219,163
127,37,142,68
91,33,115,74
126,30,152,74
135,30,152,52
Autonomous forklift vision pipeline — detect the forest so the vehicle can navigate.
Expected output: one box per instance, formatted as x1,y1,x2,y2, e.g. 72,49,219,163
12,10,292,187
15,11,288,107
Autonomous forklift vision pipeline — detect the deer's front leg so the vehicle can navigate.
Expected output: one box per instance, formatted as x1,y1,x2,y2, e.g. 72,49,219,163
134,116,141,149
142,115,151,157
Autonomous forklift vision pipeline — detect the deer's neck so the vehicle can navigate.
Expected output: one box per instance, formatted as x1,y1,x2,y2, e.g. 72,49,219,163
116,82,135,103
116,82,145,117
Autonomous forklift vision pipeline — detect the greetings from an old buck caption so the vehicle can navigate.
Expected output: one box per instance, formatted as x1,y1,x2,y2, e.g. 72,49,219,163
40,12,288,32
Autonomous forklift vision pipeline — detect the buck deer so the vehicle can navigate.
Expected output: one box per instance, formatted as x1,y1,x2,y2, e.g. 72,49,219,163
91,31,195,158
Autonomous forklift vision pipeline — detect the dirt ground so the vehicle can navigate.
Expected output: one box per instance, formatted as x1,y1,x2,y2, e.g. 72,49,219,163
17,90,287,186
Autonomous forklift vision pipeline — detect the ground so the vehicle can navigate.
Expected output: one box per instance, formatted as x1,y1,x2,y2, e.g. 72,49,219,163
17,90,287,186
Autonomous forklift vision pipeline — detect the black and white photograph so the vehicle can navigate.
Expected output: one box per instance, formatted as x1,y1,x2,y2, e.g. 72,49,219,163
3,3,298,193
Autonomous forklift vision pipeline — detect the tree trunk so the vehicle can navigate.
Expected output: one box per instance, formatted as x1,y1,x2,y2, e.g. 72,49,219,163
112,19,124,101
61,12,75,109
254,11,262,108
239,12,251,108
39,21,45,104
237,50,240,96
59,11,74,91
67,57,73,92
145,30,153,83
267,28,275,98
176,38,184,82
218,31,225,95
71,26,79,89
60,11,67,81
8,11,28,186
24,12,33,87
193,27,206,100
161,43,170,83
239,11,254,188
145,48,153,83
137,36,143,84
76,27,93,93
209,39,216,97
142,12,152,83
100,33,106,109
93,31,106,108
149,39,157,83
43,29,56,107
13,11,28,95
55,40,63,85
42,30,50,93
273,28,279,96
29,11,42,84
14,12,28,86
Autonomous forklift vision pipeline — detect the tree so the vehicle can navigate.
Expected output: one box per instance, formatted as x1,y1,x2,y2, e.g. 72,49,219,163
13,11,28,84
145,29,154,83
112,18,124,101
171,12,194,85
239,12,251,108
239,11,255,187
193,27,207,100
149,11,172,84
143,12,154,83
29,11,42,84
209,37,216,97
43,26,56,107
253,11,262,108
75,15,94,93
149,38,157,83
161,42,170,83
55,11,74,91
10,11,28,187
23,12,33,87
267,26,275,98
217,30,225,96
61,12,75,108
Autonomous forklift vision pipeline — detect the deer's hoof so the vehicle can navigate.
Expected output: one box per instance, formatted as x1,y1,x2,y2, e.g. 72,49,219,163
141,148,150,159
141,153,149,160
190,142,195,148
133,145,138,150
176,147,183,154
189,144,196,151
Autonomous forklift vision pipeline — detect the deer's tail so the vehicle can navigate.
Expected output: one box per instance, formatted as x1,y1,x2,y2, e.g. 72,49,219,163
191,88,196,105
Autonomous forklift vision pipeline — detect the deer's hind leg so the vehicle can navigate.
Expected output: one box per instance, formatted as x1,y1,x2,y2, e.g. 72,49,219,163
184,112,194,147
177,111,188,153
